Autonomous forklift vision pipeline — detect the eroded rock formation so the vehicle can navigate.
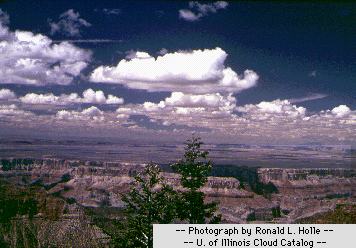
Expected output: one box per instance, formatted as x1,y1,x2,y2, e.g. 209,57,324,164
258,168,356,222
1,158,356,225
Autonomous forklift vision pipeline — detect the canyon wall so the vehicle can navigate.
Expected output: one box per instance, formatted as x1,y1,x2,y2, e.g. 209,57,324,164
258,168,356,221
1,158,356,223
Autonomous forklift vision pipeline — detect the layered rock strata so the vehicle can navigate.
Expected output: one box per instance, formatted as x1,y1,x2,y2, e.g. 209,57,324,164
2,158,356,223
258,168,356,222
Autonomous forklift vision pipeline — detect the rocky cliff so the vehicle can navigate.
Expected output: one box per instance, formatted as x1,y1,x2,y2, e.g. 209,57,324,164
2,158,356,224
258,168,356,222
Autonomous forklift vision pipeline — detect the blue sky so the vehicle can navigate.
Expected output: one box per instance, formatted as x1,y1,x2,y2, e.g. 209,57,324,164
0,1,355,146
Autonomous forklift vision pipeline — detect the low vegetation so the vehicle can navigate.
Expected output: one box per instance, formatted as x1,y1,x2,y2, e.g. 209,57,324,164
296,204,356,224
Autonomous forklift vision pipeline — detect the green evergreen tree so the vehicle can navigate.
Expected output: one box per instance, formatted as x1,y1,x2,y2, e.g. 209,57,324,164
114,162,177,248
172,134,221,224
113,136,221,247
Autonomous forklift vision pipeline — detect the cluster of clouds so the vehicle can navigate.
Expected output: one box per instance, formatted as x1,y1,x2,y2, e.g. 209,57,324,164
0,104,34,118
0,10,92,86
116,92,238,130
0,32,92,85
1,8,253,92
56,106,104,121
236,99,307,121
1,85,355,144
113,90,356,139
0,8,355,144
0,8,123,89
0,88,124,105
90,47,259,94
179,1,228,21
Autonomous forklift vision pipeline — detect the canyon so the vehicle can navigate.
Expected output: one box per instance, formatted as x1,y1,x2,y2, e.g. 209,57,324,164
1,158,356,246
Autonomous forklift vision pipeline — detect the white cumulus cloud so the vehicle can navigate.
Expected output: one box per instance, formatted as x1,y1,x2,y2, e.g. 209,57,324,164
0,88,16,100
0,14,92,86
19,89,124,105
0,104,34,117
116,91,238,130
56,106,104,121
81,88,124,104
331,105,351,118
90,47,258,94
20,93,60,104
160,92,236,109
237,99,306,120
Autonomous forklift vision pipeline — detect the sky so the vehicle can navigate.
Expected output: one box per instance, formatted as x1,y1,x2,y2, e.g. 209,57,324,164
0,0,355,146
